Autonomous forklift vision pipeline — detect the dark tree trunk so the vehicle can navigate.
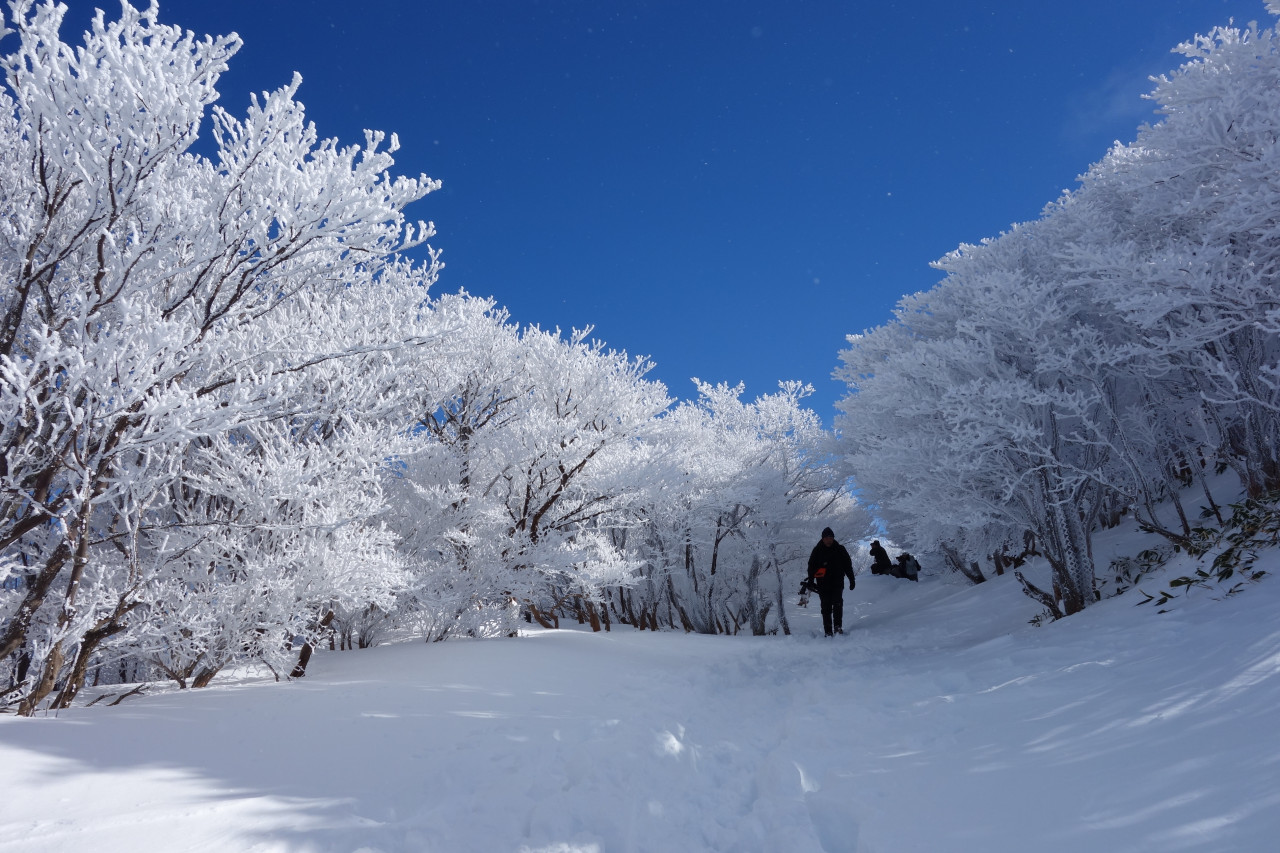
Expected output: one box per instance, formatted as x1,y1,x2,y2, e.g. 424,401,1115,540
290,610,336,678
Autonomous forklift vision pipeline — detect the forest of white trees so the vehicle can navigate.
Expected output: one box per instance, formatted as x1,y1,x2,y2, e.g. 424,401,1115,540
0,1,867,715
836,4,1280,616
3,0,1280,715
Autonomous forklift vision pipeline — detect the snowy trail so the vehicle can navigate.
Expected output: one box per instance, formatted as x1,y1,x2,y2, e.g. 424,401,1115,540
2,569,1279,852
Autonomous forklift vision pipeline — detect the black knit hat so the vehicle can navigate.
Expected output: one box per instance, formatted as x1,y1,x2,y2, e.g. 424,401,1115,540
821,527,834,538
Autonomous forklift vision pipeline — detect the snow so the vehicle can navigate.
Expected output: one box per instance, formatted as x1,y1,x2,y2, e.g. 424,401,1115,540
2,539,1278,852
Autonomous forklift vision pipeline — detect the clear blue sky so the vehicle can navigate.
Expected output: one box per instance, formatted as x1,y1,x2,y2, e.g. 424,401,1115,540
48,0,1271,421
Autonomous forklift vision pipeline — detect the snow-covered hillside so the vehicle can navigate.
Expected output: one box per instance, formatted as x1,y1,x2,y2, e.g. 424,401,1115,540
2,538,1277,853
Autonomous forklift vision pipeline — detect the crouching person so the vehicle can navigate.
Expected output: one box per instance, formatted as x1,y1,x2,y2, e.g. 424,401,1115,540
869,539,894,575
808,527,856,636
894,552,921,581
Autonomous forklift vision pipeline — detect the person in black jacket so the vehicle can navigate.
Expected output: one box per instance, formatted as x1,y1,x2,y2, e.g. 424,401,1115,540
807,527,856,636
869,539,894,575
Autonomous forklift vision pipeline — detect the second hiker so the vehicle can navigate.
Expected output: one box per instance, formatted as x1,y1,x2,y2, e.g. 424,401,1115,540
869,539,894,575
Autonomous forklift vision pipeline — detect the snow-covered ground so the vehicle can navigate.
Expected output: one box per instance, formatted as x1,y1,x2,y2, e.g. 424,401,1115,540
2,537,1278,852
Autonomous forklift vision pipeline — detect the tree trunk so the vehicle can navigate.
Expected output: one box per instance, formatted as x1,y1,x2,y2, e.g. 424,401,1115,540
290,610,336,678
941,542,985,584
17,509,94,716
192,665,223,689
771,547,790,636
53,597,137,709
0,540,72,663
18,643,64,717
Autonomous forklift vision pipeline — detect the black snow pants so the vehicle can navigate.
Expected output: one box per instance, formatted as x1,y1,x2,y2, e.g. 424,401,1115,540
818,589,844,636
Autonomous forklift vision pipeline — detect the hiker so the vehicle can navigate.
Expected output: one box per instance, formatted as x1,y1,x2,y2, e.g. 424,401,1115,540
869,539,894,575
894,552,921,582
807,527,856,636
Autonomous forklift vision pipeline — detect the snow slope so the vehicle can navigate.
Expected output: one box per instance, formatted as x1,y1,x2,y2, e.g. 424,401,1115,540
2,547,1278,853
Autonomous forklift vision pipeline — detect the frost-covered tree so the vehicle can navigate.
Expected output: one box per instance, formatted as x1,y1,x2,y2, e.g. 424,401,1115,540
0,1,442,712
386,298,670,637
836,2,1280,618
619,381,867,635
838,216,1121,615
1066,11,1280,500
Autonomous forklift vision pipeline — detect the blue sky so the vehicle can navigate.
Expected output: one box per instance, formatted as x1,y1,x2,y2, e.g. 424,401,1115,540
50,0,1272,421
